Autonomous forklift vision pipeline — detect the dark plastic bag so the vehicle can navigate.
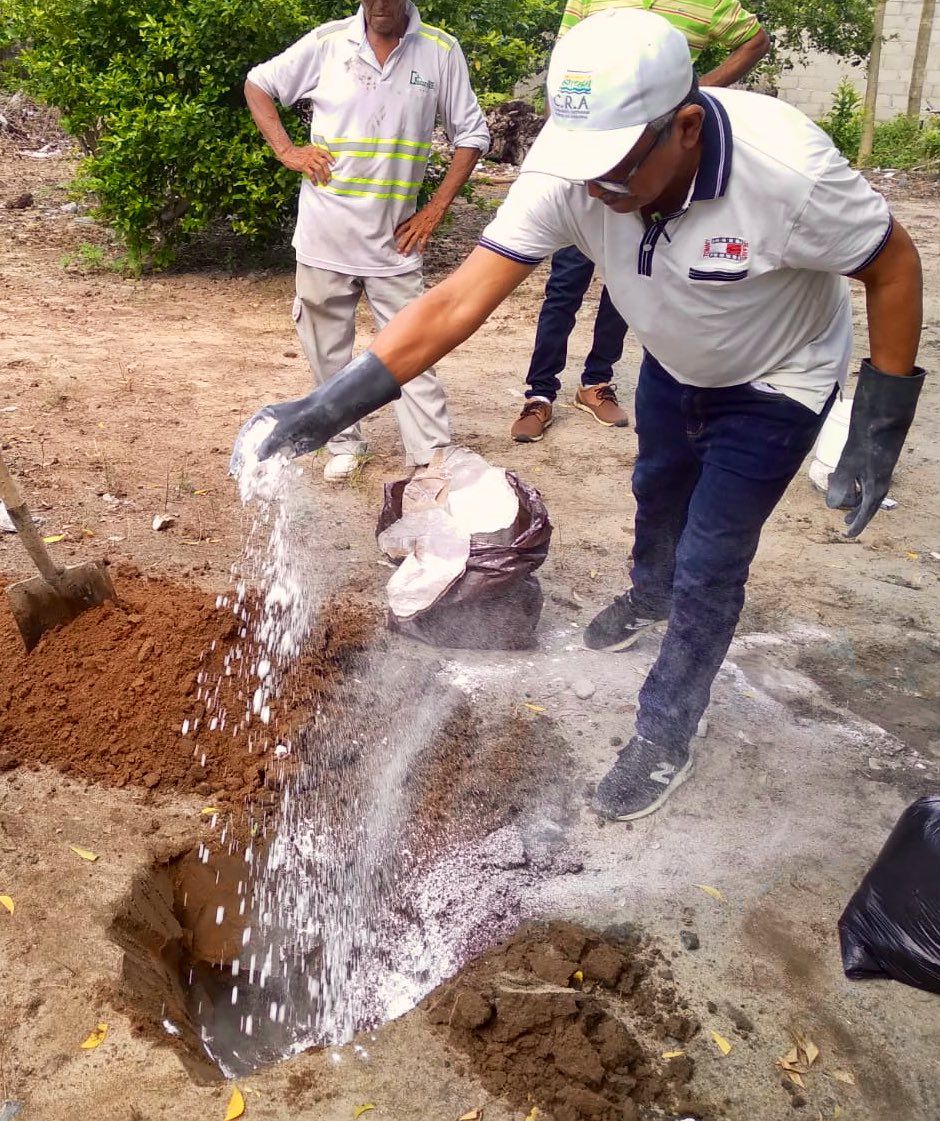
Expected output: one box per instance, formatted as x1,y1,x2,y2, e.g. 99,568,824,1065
839,795,940,994
375,471,552,650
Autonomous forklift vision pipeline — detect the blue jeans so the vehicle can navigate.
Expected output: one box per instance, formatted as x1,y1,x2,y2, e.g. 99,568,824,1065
631,354,834,751
525,245,628,401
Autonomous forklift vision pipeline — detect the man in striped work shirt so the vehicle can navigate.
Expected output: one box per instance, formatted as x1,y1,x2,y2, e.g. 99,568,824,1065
511,0,769,443
246,1,489,482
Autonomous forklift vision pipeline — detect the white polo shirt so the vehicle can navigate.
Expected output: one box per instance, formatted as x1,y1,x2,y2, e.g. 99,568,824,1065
248,3,489,276
481,89,894,411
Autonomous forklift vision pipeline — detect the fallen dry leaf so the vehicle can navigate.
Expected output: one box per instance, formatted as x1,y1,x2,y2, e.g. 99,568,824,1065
524,1109,540,1121
80,1023,108,1050
778,1046,800,1068
522,703,545,714
457,1111,482,1121
711,1031,732,1056
793,1033,820,1068
225,1087,245,1120
662,1050,685,1059
201,806,221,816
42,533,65,544
777,1033,821,1085
570,969,584,985
695,884,726,903
830,1070,856,1086
0,895,14,914
834,1107,844,1117
69,845,99,862
354,1106,375,1120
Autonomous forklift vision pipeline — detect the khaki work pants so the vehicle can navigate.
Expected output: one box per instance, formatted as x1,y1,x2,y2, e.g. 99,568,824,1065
293,262,451,466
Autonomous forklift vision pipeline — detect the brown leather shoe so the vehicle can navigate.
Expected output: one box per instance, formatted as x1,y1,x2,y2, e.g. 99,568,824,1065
574,383,630,427
511,399,554,442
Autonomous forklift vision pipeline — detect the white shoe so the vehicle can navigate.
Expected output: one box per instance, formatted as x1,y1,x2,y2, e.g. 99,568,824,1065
323,453,359,483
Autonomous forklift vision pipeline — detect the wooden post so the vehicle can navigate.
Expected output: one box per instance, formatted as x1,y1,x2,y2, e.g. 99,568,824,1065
858,0,889,167
907,0,937,118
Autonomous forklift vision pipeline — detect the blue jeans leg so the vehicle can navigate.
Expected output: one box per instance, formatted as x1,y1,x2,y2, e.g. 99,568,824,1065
582,285,629,388
524,246,596,401
630,355,700,616
633,357,834,750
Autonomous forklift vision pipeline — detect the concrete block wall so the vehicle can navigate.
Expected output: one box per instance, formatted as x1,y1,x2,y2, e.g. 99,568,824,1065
775,0,940,122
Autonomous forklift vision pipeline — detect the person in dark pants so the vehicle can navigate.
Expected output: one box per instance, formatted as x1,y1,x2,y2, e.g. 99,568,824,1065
238,11,924,825
518,245,629,438
510,0,770,443
609,356,836,777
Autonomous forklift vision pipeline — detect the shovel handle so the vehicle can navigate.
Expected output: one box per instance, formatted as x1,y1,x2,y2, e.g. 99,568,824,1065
0,451,62,585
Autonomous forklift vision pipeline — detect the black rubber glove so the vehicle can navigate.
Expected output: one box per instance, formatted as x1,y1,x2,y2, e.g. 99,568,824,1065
231,350,402,469
826,359,925,538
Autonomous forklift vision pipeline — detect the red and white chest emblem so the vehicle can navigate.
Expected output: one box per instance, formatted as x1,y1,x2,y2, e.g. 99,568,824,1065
702,236,749,262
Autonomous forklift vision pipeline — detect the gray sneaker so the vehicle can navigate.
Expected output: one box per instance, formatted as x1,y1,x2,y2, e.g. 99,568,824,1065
592,734,693,821
583,590,667,652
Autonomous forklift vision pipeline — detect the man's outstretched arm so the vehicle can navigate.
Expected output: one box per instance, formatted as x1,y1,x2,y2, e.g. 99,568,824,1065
373,247,534,379
234,249,535,464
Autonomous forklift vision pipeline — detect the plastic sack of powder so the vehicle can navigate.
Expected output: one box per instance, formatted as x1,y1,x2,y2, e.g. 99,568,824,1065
838,795,940,994
376,448,551,650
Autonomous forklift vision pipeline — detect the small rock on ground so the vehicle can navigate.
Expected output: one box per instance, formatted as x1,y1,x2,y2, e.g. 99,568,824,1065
571,677,596,700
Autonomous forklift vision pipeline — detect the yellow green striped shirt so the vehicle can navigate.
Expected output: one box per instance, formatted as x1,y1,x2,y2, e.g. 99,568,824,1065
558,0,761,60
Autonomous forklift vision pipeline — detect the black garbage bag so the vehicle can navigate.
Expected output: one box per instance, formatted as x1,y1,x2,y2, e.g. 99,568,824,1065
839,795,940,994
375,471,552,650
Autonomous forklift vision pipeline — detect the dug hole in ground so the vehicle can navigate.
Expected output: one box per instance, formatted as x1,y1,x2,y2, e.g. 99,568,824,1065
1,108,939,1120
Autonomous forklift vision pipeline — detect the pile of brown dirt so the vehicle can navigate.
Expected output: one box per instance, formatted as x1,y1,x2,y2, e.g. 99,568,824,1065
424,921,706,1121
0,567,376,804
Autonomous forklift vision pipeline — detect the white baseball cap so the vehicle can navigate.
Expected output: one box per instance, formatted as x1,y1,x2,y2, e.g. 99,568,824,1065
524,9,695,182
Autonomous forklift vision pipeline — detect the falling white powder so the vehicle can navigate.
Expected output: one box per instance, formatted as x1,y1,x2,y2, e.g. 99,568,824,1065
178,428,553,1075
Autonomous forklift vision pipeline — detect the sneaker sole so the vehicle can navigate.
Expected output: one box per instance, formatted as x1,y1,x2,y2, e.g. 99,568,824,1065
610,756,695,822
585,618,666,653
573,401,630,428
512,416,554,443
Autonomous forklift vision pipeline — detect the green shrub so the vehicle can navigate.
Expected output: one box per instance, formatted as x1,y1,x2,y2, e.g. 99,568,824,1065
7,0,317,269
870,113,940,169
7,0,557,269
816,78,864,161
420,0,557,94
817,80,940,170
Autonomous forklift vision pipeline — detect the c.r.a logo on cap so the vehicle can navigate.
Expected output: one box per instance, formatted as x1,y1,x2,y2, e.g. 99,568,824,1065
558,71,592,95
554,70,592,118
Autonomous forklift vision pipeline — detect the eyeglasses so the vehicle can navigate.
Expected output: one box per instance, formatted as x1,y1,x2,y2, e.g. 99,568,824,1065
588,127,662,195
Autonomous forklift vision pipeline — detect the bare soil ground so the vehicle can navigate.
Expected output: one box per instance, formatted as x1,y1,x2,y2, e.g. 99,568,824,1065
2,114,939,1121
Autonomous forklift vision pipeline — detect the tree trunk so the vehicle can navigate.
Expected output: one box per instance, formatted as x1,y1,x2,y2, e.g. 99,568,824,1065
907,0,937,117
858,0,889,167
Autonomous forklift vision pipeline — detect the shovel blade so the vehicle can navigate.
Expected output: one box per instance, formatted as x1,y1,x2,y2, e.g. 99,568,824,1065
4,563,116,652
